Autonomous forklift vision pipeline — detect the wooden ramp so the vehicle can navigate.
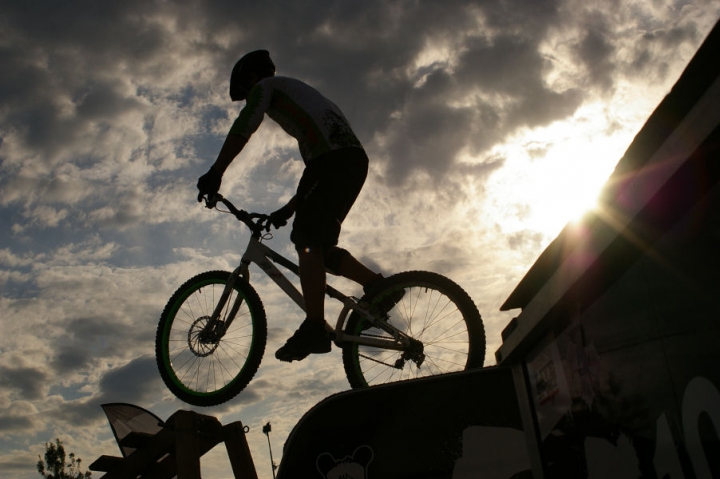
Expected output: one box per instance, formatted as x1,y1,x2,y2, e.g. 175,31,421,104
90,409,258,479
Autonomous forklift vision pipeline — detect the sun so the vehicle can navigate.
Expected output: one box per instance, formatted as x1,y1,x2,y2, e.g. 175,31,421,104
480,108,629,239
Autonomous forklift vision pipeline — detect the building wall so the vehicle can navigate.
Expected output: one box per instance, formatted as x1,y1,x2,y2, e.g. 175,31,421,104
523,184,720,478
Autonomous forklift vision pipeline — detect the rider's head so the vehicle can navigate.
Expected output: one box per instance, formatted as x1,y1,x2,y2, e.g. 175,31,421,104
229,50,276,101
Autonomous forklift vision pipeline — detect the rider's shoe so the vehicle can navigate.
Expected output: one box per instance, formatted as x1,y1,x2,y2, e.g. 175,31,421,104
275,318,332,362
361,279,405,331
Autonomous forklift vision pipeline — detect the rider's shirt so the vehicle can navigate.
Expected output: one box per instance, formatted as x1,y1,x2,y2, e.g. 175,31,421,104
229,76,363,162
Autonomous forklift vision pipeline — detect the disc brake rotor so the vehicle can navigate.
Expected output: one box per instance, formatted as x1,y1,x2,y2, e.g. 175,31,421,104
188,316,220,357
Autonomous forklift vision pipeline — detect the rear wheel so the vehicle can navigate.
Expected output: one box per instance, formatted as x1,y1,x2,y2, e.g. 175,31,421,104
155,271,267,406
342,271,485,389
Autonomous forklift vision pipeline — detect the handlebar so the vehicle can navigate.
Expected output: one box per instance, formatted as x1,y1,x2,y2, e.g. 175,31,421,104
203,193,269,237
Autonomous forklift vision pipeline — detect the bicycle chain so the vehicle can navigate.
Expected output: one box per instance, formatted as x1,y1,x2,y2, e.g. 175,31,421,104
358,352,399,369
355,331,404,369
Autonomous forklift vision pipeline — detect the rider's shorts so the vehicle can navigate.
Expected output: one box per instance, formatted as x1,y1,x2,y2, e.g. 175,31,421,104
290,147,368,249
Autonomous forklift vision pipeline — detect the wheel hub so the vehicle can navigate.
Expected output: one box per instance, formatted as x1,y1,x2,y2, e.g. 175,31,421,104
188,316,220,357
394,338,425,369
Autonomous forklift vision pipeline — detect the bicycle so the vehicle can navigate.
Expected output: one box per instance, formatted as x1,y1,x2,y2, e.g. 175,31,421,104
155,194,486,406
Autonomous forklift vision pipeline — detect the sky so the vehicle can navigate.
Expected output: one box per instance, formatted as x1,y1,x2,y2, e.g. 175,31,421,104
1,1,719,477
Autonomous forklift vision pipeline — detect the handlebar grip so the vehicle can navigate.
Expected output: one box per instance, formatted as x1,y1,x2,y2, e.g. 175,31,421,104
204,193,223,209
204,194,267,236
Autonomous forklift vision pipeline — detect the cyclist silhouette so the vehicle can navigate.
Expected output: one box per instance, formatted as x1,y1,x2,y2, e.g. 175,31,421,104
197,50,386,362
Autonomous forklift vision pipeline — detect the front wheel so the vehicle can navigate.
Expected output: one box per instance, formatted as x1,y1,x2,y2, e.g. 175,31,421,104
342,271,485,389
155,271,267,406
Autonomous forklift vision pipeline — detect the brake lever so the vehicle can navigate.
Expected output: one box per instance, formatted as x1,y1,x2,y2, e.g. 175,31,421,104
204,193,223,209
248,212,272,231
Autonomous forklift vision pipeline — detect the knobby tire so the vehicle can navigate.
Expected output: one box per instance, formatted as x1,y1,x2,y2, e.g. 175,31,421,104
342,271,485,389
155,271,267,406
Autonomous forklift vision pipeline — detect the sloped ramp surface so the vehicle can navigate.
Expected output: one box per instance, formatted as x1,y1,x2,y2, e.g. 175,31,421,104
277,367,531,479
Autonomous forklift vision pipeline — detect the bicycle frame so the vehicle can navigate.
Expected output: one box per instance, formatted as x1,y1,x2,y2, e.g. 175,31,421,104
210,233,414,352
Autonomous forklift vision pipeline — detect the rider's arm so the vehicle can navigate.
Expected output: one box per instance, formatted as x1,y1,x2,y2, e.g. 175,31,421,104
210,133,248,174
211,81,270,174
197,84,269,200
267,195,296,228
284,195,297,213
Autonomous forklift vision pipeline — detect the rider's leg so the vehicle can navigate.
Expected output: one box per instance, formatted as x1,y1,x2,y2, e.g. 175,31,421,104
275,246,331,363
277,149,368,362
326,247,403,318
302,246,384,312
331,249,382,287
298,246,326,320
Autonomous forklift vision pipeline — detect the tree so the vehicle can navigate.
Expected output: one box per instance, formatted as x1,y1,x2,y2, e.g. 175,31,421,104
37,438,91,479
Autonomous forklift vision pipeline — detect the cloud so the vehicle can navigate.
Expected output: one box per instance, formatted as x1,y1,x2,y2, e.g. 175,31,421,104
96,356,161,403
54,355,165,427
0,365,49,401
49,316,138,375
0,401,41,433
1,0,709,238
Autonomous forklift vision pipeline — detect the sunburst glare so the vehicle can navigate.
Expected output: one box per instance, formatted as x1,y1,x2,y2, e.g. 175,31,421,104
481,103,633,238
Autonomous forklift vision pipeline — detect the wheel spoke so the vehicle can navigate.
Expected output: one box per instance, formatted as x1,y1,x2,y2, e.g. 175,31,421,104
343,271,484,389
156,271,267,406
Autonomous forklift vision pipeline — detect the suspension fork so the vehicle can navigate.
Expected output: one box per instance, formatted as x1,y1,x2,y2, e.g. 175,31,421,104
205,262,250,338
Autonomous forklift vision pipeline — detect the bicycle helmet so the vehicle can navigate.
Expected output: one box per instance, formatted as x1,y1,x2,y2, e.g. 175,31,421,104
229,50,276,101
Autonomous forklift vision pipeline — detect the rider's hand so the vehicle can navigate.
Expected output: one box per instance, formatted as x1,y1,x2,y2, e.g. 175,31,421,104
263,204,295,230
197,168,222,202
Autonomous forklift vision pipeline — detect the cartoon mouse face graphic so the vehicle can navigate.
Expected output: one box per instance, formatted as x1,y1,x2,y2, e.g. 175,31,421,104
316,445,374,479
